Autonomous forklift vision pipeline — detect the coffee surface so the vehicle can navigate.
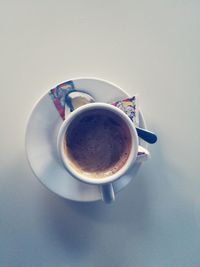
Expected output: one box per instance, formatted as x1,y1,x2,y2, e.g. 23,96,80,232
64,109,131,178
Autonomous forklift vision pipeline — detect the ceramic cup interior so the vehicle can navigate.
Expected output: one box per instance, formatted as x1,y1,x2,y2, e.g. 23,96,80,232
57,103,138,185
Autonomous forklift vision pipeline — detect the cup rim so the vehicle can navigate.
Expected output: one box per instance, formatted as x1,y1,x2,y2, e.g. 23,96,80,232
57,103,139,185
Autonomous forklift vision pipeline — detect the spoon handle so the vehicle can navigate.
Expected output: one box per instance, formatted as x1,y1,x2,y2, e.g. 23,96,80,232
136,127,157,144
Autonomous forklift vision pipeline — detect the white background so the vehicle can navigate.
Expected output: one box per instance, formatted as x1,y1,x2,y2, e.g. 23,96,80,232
0,0,200,266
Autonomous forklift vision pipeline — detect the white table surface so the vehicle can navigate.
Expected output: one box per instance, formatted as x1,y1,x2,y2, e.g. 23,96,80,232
0,1,200,266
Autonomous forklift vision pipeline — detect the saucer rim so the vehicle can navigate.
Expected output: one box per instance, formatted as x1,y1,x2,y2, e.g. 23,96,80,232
25,77,148,202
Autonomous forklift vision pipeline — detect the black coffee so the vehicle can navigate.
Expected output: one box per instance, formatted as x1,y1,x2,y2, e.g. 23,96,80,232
64,109,131,178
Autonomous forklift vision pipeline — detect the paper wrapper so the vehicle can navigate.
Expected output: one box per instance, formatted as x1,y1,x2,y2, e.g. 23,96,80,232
49,81,75,120
112,96,139,126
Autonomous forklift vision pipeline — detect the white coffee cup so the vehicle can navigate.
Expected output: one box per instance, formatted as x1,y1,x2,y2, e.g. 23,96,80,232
57,102,139,203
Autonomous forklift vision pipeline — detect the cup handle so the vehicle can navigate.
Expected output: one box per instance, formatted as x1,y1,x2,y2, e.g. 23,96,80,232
100,183,115,203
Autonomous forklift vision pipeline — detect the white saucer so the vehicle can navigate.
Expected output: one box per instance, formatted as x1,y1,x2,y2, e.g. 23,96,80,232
25,78,147,202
